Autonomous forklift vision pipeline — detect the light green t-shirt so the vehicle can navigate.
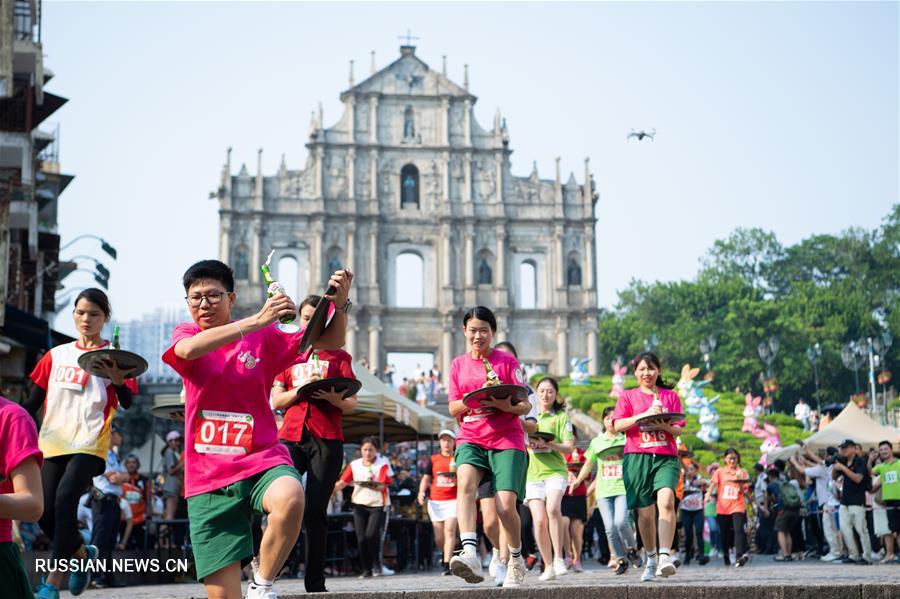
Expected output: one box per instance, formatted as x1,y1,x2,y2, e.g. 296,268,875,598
874,460,900,501
584,433,626,498
526,411,574,482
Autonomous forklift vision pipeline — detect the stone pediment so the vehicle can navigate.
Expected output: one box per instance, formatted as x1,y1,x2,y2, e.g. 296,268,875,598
342,46,474,100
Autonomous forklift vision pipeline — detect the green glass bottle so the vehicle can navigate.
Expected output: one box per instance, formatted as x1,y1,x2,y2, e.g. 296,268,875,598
260,250,296,325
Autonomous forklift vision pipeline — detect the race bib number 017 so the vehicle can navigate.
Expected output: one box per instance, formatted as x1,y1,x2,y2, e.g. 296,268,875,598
194,410,254,455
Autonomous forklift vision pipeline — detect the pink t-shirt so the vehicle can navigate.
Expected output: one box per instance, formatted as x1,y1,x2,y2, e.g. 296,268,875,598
450,349,526,451
0,396,43,543
162,322,307,498
612,387,684,456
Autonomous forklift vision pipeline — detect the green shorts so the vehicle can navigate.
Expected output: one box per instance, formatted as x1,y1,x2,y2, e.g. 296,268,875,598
0,542,33,599
187,464,301,581
455,444,527,500
623,453,680,509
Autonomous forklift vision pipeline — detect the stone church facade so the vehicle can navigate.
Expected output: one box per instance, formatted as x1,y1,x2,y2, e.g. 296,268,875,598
215,45,600,377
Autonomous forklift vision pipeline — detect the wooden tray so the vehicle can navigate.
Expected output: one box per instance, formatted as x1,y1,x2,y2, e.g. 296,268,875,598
78,349,148,379
462,384,528,408
594,444,626,461
296,377,362,402
635,412,685,426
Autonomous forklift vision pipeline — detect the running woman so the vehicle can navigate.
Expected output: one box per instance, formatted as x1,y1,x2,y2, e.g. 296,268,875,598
562,439,587,572
270,294,358,593
162,260,351,599
0,396,43,599
333,437,393,578
524,377,574,581
612,352,685,582
447,306,531,588
417,429,459,575
705,448,752,567
571,406,641,575
26,288,138,598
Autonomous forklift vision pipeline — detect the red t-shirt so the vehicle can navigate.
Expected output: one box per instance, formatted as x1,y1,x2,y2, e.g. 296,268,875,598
276,349,355,442
710,467,749,515
422,453,457,501
566,448,588,497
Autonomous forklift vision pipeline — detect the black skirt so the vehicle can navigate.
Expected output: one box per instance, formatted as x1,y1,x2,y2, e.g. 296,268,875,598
561,495,588,521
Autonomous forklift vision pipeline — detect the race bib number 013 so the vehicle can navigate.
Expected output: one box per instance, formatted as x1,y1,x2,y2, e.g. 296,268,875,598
194,410,254,455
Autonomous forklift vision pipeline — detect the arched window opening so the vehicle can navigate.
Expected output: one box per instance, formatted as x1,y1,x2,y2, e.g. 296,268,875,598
519,261,537,309
395,251,424,307
277,255,299,301
400,164,419,209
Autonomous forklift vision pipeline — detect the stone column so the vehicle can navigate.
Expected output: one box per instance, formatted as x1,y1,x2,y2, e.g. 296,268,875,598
463,99,471,146
368,223,379,303
369,149,378,201
346,147,355,199
441,151,450,204
554,225,565,289
440,223,451,288
311,218,324,287
583,226,594,289
441,314,454,385
441,98,450,146
463,153,472,203
369,313,382,372
556,316,569,376
495,155,503,204
219,214,231,263
369,96,378,144
314,147,324,197
347,96,355,145
346,323,358,359
346,223,356,275
464,229,474,288
587,322,599,376
495,226,506,288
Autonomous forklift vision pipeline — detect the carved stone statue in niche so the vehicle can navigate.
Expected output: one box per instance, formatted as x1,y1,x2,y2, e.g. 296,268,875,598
233,247,250,280
478,259,492,285
567,259,582,286
403,106,415,139
328,255,342,274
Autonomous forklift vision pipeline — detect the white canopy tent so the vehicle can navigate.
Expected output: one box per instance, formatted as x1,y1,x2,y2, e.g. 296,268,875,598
767,402,900,462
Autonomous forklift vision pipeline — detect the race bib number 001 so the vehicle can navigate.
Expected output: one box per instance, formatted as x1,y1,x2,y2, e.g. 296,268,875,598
194,410,254,455
53,365,89,391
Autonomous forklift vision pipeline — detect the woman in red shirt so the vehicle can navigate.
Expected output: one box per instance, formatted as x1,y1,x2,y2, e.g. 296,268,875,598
417,430,459,575
271,295,359,593
705,448,752,567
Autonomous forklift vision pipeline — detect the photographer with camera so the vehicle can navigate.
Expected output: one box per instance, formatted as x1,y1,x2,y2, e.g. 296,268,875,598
831,439,872,564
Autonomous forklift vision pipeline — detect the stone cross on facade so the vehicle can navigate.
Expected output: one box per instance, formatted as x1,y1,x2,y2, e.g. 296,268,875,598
398,29,420,46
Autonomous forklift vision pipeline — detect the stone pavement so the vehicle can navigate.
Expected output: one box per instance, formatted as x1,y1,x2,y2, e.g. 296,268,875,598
67,558,899,599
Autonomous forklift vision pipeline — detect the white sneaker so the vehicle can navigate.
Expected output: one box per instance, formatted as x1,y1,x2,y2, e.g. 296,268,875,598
380,564,395,576
247,582,277,599
494,560,507,587
641,558,658,582
552,557,569,577
538,567,556,582
503,556,526,588
820,553,841,562
656,554,677,577
450,551,485,584
488,549,501,578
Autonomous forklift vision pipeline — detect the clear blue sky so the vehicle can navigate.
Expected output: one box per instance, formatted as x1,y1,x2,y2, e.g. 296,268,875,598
44,1,898,337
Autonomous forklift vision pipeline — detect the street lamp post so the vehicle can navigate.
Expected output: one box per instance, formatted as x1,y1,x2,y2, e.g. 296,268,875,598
757,336,779,378
841,340,866,394
806,342,822,412
60,235,118,260
699,334,717,372
872,331,893,424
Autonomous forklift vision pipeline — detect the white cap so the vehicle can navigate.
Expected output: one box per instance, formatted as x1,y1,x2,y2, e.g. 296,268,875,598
438,429,456,440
